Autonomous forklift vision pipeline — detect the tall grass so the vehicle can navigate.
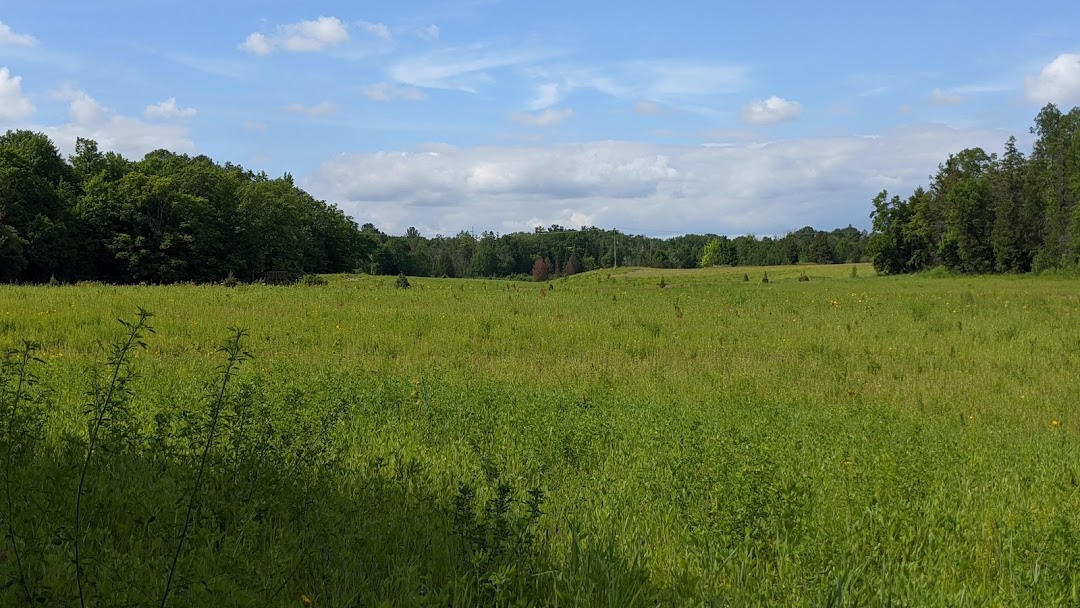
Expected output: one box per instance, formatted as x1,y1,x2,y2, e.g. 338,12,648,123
0,263,1077,605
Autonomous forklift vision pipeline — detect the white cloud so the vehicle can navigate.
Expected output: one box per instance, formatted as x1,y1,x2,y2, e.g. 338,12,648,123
305,124,1008,237
417,25,440,41
634,100,667,115
144,97,197,119
390,45,559,92
358,20,392,42
1025,53,1080,106
741,96,802,125
361,82,426,102
633,61,747,100
240,33,273,56
508,108,574,127
0,21,37,47
285,101,343,117
526,83,562,110
43,89,194,158
927,88,965,107
0,67,35,122
240,17,350,55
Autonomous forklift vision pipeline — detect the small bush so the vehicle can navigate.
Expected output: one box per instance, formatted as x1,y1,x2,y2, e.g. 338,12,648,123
761,272,770,284
743,273,750,282
301,274,328,286
222,271,239,287
657,276,668,289
850,265,858,278
395,273,411,289
798,272,809,282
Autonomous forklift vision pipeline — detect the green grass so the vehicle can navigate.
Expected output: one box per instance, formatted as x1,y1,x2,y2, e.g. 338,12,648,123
1,264,1079,606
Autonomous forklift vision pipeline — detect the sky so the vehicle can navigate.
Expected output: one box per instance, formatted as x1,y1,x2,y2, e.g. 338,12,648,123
2,1,1080,238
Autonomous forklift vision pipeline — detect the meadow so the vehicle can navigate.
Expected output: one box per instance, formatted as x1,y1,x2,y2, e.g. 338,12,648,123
1,263,1078,606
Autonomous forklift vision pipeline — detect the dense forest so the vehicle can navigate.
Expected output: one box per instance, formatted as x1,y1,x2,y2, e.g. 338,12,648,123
870,103,1080,274
3,104,1078,285
0,129,867,284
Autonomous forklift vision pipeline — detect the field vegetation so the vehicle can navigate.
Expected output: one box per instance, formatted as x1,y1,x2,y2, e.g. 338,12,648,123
2,263,1078,606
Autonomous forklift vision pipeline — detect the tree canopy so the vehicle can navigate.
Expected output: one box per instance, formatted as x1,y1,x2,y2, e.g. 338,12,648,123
869,103,1080,275
0,130,873,284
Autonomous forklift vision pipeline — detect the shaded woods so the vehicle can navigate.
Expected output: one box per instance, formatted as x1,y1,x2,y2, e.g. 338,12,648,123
870,103,1080,274
0,130,868,284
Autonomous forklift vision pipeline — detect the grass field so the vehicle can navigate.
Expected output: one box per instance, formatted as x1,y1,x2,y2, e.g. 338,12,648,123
1,264,1079,606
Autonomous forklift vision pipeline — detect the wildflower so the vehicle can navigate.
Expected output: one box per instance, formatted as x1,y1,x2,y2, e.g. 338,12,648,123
1052,420,1060,427
300,594,312,606
968,415,975,421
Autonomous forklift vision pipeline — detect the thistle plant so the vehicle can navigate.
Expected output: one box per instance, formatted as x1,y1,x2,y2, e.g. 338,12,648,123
0,340,45,603
160,328,251,608
75,308,154,608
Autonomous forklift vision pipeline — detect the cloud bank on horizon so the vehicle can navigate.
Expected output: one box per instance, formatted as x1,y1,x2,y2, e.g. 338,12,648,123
1,1,1079,237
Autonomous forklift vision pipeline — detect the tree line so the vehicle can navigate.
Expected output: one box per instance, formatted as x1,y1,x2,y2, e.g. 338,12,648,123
0,129,869,284
869,103,1080,274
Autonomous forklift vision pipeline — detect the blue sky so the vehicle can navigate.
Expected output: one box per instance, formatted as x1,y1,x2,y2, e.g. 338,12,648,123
2,1,1079,237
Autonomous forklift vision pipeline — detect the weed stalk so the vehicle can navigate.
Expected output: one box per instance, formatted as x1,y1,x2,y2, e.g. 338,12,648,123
160,328,250,608
75,308,154,608
1,340,42,603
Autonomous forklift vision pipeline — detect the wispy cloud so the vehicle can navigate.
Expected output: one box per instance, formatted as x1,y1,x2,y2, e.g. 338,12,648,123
416,25,440,41
241,17,350,56
632,60,747,100
390,44,560,92
634,100,668,115
927,88,966,107
358,20,392,42
362,82,426,102
508,108,574,127
285,102,344,117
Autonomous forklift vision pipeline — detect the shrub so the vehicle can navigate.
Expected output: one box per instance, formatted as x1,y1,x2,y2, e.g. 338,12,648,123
657,276,668,289
222,271,238,287
798,271,809,282
395,273,411,289
301,274,328,286
850,265,859,278
762,272,770,284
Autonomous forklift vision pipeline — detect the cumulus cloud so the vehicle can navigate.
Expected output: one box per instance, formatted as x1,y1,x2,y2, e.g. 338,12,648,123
361,82,426,102
0,21,37,47
416,25,440,41
741,96,803,125
1026,53,1080,106
508,108,574,127
42,88,194,158
285,102,343,117
304,124,1008,236
927,88,965,107
240,17,350,55
144,97,197,119
0,67,35,122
